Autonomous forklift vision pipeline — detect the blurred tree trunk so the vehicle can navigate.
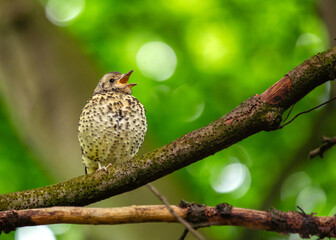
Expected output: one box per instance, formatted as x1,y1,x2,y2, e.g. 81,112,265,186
0,0,99,180
319,0,336,48
319,0,336,96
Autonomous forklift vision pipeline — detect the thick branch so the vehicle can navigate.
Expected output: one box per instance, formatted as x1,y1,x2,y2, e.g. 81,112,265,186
0,48,335,210
1,204,336,239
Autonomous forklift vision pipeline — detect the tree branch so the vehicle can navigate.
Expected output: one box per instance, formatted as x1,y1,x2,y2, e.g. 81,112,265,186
1,203,336,239
309,136,336,158
0,47,335,211
146,184,205,240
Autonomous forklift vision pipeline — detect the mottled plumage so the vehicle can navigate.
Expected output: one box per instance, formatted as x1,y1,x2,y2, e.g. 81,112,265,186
78,71,147,174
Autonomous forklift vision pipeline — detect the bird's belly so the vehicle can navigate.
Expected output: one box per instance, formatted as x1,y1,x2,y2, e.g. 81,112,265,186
78,97,147,169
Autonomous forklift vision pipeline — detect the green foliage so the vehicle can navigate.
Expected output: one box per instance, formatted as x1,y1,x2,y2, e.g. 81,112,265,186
61,0,334,239
0,100,50,193
3,0,334,239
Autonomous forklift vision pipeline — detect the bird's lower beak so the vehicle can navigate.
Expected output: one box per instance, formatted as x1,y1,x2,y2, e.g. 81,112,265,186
118,70,137,88
126,83,137,88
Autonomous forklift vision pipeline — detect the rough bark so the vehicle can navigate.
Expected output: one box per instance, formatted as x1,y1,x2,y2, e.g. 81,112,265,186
0,47,335,211
1,203,336,238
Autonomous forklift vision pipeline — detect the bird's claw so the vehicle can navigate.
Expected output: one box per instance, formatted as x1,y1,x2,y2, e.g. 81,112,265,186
96,162,112,173
96,166,109,173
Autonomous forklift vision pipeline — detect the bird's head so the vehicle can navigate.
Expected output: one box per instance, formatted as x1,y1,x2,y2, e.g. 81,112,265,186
93,70,137,95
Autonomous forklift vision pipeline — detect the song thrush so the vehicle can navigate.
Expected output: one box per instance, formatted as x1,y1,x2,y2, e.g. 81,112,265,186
78,70,147,174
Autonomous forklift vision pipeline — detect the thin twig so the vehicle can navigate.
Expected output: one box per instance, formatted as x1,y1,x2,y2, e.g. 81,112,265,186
146,183,205,240
282,103,296,123
280,96,336,128
309,136,336,159
179,228,190,240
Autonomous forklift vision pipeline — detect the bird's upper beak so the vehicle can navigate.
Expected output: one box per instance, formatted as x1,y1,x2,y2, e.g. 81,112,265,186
118,70,137,88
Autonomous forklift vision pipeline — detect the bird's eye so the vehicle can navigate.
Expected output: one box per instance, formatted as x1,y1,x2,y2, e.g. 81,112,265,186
109,78,114,83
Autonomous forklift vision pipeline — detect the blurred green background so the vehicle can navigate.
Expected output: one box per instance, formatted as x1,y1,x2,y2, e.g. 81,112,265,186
0,0,335,239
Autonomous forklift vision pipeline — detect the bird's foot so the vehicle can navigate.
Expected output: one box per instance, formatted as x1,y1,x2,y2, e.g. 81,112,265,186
96,162,111,173
106,163,113,168
96,166,109,173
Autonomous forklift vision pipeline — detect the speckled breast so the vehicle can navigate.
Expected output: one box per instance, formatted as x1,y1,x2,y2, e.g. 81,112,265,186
78,91,147,169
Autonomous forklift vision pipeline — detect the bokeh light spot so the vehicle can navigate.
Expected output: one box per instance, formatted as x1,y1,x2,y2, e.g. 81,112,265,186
296,33,322,47
171,85,204,122
288,234,302,240
211,162,251,195
15,226,56,240
281,172,311,201
296,186,326,213
185,102,204,122
149,85,171,102
136,41,177,81
48,224,71,235
295,32,325,56
328,206,336,216
46,0,85,26
185,23,238,72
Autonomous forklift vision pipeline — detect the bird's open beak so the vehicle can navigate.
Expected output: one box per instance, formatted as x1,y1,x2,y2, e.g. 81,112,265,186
118,70,137,88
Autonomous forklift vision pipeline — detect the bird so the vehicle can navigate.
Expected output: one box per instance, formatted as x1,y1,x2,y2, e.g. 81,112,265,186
78,70,147,174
